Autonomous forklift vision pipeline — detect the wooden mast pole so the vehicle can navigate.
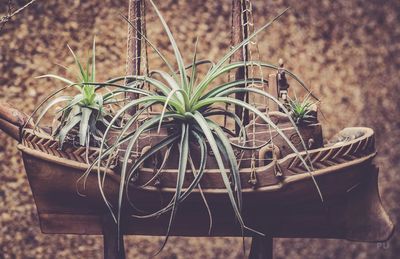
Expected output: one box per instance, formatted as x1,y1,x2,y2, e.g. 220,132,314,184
231,1,273,258
126,0,143,115
103,215,126,259
102,1,143,257
232,0,249,134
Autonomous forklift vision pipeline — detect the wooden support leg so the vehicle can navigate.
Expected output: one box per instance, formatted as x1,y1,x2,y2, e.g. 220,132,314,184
249,236,273,259
103,216,126,259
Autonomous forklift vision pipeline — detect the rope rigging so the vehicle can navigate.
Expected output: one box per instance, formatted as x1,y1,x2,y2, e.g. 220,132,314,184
125,0,280,179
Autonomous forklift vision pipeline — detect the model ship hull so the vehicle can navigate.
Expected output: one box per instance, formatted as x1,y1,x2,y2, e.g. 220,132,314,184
0,103,393,241
16,126,393,241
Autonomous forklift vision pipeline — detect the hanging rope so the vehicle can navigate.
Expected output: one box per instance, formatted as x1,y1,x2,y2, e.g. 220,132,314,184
239,0,279,187
124,0,280,183
241,0,258,187
229,0,248,177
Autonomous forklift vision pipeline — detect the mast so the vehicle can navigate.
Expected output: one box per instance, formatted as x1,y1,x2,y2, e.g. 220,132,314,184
126,0,143,114
231,0,249,133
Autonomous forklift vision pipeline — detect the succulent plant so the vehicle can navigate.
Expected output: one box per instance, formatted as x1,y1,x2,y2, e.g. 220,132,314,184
81,1,322,253
288,93,318,126
34,40,124,149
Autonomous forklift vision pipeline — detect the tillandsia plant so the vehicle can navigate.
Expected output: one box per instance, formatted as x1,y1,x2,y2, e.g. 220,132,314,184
33,39,126,149
81,0,323,253
288,93,318,126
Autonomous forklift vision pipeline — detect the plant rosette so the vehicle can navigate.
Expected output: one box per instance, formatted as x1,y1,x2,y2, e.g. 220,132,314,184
79,0,323,253
32,40,146,154
29,0,323,253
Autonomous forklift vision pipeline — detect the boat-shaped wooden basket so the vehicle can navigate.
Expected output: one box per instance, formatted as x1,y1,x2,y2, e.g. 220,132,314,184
0,102,394,241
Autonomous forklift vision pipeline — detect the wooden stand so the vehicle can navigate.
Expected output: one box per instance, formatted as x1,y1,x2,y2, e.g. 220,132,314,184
103,216,126,259
249,236,273,259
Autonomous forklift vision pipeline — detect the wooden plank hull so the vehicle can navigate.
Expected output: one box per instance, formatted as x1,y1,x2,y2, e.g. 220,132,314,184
18,136,393,241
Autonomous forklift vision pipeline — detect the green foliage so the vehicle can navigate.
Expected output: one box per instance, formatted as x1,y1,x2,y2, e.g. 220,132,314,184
80,0,322,253
35,39,121,149
288,93,318,125
27,0,322,254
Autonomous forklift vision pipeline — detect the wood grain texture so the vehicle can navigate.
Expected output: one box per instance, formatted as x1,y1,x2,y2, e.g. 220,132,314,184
0,102,33,141
16,128,393,241
232,0,250,132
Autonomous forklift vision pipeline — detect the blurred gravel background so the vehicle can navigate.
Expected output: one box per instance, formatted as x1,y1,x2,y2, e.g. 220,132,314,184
0,0,399,258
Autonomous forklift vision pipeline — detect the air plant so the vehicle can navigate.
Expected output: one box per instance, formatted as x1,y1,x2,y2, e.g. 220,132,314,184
34,40,123,149
288,93,318,126
80,0,322,253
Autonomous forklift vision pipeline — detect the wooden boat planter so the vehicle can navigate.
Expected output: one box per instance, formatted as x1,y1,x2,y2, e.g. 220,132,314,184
0,102,394,258
0,1,394,258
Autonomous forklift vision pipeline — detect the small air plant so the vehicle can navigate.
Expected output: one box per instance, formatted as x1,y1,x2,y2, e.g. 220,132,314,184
34,39,122,149
288,93,318,126
81,0,323,254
